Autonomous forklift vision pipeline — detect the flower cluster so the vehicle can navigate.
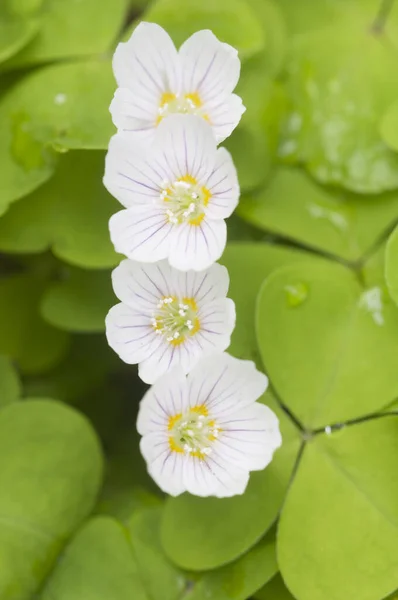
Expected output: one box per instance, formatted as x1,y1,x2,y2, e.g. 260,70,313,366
104,22,281,497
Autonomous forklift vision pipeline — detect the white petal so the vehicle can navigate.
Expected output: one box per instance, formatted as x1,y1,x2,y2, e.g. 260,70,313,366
111,259,172,310
138,342,188,384
195,297,235,352
155,114,216,183
205,147,240,219
182,455,220,497
216,403,282,472
179,30,240,104
171,262,230,304
137,367,189,435
109,88,157,143
168,218,227,271
105,303,158,364
187,352,268,416
141,435,186,496
205,93,246,143
104,134,165,208
109,207,173,263
202,452,250,498
112,23,179,134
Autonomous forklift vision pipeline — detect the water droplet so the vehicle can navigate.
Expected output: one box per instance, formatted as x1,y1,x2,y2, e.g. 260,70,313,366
325,426,332,435
54,93,67,105
307,203,348,232
284,282,308,307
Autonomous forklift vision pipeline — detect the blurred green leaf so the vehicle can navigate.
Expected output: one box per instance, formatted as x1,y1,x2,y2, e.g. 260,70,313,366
254,573,295,600
0,356,21,408
0,273,69,374
257,260,398,428
278,416,398,600
161,391,301,571
41,267,114,333
0,151,120,268
238,167,398,262
380,100,398,152
221,242,326,365
0,3,39,63
142,0,265,60
0,60,114,212
41,517,150,600
0,399,103,599
280,19,398,193
3,0,128,69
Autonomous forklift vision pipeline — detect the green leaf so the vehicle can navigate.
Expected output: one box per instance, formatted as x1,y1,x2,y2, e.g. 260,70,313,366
254,574,295,600
221,242,326,364
41,517,149,600
0,151,120,268
41,267,114,333
380,101,398,153
0,4,39,64
0,60,114,212
385,225,398,306
256,260,398,429
279,18,398,193
186,528,278,600
3,0,128,69
0,273,69,374
0,356,21,408
238,167,398,262
0,399,103,599
142,0,265,60
278,416,398,600
161,391,301,571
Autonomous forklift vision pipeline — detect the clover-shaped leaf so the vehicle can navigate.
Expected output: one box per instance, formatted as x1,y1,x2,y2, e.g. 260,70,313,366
278,417,398,600
0,2,39,64
239,167,398,262
142,0,265,60
280,15,398,193
0,356,21,408
255,574,295,600
0,273,69,373
0,399,103,599
221,242,327,364
161,391,301,570
0,60,114,212
385,225,398,306
3,0,128,69
0,151,119,268
256,260,398,429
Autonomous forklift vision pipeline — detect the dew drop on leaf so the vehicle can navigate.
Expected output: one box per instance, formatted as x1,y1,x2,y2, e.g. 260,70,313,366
284,282,308,307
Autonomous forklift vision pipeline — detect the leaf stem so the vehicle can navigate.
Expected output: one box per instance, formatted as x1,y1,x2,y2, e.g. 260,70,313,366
371,0,395,34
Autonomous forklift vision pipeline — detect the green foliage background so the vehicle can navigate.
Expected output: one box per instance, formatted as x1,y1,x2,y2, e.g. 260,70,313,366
0,0,398,599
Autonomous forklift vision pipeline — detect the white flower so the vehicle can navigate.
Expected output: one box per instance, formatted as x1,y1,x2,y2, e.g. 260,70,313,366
106,259,235,384
104,114,239,271
137,353,282,497
111,22,245,144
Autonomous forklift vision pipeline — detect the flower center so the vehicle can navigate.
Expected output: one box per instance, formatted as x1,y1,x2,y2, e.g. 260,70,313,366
168,405,220,458
160,175,210,226
152,296,200,345
157,92,209,123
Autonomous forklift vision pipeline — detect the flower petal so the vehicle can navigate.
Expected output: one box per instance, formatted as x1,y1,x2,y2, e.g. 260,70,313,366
168,218,227,271
109,88,157,143
105,303,159,364
216,403,282,471
171,262,230,305
155,114,217,183
138,342,189,384
205,93,246,143
141,434,186,496
195,297,235,351
104,134,167,208
179,30,240,104
112,22,180,134
111,259,173,310
205,147,240,219
201,452,250,498
187,352,268,416
109,207,173,263
137,367,189,435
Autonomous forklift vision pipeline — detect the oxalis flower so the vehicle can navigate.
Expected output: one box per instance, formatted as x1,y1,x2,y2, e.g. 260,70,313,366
106,259,235,384
104,114,239,270
111,22,245,144
137,353,282,497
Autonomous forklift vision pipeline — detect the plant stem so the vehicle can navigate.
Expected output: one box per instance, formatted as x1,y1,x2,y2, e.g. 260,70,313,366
371,0,395,34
